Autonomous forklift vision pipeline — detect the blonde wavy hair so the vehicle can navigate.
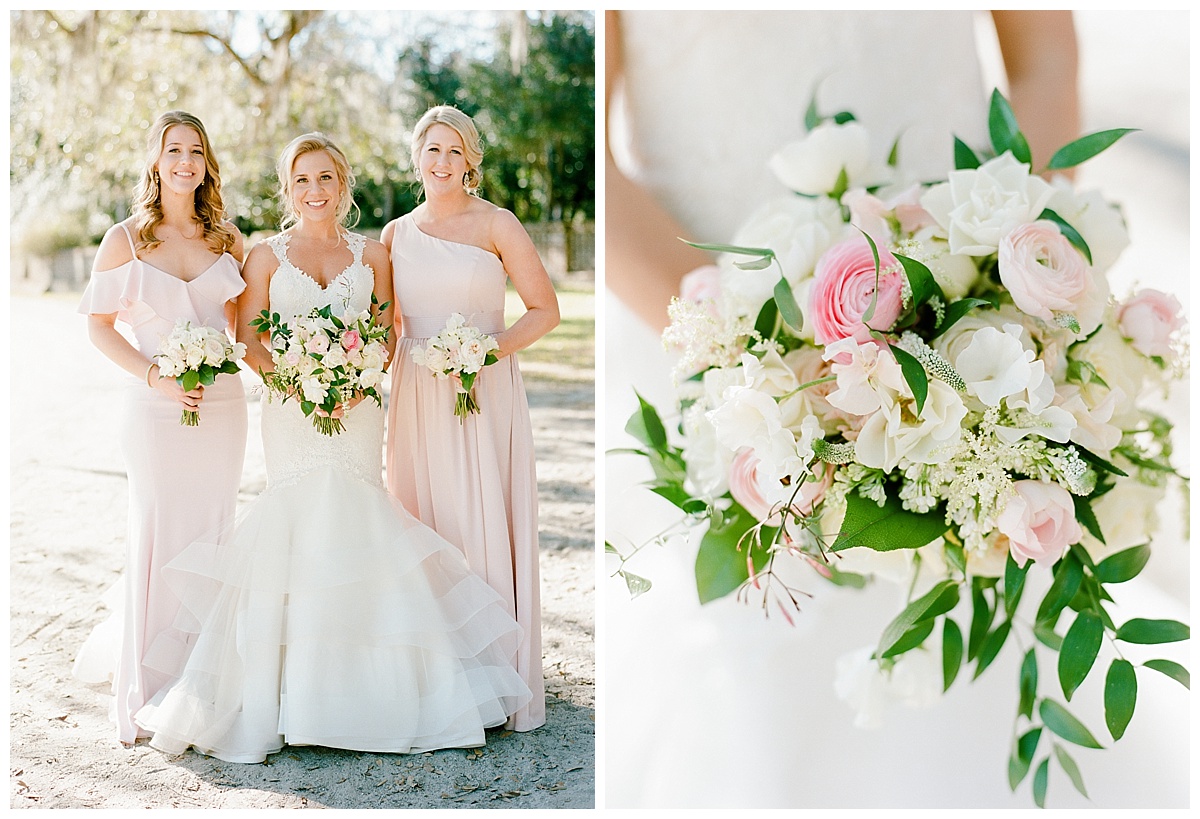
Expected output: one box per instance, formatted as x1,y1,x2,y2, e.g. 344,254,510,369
131,111,235,256
411,105,484,196
276,132,359,230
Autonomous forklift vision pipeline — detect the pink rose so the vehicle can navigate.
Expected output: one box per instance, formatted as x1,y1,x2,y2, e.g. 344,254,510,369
728,448,831,524
680,264,721,304
809,237,905,346
998,221,1091,324
996,480,1083,568
341,329,363,353
1118,288,1184,359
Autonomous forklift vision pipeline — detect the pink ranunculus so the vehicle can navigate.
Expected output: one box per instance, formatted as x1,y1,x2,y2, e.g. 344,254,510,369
809,237,905,346
1118,288,1184,359
341,329,364,353
998,221,1091,325
680,264,722,305
996,480,1083,568
728,448,832,524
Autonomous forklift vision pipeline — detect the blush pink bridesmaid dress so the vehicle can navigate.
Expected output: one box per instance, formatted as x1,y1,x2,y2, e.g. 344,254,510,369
73,222,248,744
386,213,546,732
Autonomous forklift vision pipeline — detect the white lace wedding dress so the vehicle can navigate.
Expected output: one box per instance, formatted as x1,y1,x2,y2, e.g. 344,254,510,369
606,10,1189,808
134,231,531,763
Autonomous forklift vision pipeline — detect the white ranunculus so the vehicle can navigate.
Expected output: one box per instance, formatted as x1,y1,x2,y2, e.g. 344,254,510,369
719,195,846,319
769,121,886,196
1047,178,1131,273
707,385,814,484
920,152,1056,256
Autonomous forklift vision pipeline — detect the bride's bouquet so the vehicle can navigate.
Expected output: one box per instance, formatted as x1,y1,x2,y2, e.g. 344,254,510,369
154,319,247,426
610,90,1189,805
410,312,500,423
250,297,390,435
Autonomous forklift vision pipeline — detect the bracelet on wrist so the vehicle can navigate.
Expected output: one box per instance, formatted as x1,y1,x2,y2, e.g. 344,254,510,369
145,361,158,389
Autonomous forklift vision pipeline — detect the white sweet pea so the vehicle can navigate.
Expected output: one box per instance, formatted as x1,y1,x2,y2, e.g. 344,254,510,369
953,324,1038,408
769,121,887,196
855,379,966,471
681,402,733,500
920,152,1056,256
1056,383,1123,457
834,645,942,729
823,337,906,417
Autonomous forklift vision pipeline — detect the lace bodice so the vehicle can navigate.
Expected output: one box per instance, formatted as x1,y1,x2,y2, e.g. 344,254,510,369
260,230,384,490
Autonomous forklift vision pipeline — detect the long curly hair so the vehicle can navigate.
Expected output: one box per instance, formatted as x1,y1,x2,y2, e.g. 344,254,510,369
410,105,485,196
131,111,235,256
276,132,359,231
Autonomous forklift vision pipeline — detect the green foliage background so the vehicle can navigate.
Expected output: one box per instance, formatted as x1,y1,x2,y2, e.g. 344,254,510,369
9,10,595,252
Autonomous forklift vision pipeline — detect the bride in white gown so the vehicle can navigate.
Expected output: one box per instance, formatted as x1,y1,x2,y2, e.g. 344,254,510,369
604,10,1189,808
134,133,531,763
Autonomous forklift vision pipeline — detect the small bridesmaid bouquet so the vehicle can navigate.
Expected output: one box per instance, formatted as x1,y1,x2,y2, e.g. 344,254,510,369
155,320,247,426
410,313,500,423
250,298,391,436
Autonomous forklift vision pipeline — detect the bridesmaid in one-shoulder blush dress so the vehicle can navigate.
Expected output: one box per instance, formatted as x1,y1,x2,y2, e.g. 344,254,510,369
383,106,559,732
73,111,247,745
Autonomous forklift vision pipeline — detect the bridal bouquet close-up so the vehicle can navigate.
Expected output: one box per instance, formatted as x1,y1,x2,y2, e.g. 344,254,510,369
608,90,1188,806
410,312,501,422
154,319,247,426
251,298,391,436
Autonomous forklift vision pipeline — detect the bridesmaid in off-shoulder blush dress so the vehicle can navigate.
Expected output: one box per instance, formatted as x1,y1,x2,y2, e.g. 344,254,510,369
73,111,247,746
383,105,560,732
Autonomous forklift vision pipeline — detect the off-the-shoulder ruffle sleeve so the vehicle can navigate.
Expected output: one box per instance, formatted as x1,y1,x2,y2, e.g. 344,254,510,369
190,260,246,310
76,261,155,327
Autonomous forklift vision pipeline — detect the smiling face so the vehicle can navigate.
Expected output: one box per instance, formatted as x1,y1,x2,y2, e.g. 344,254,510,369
288,149,343,224
154,124,206,196
417,123,470,195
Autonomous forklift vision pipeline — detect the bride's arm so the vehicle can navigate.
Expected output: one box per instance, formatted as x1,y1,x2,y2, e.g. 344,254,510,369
605,9,712,333
235,241,277,379
991,10,1080,176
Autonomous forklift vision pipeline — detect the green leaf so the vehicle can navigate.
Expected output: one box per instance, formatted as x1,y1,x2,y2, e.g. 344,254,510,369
1019,647,1038,720
681,239,775,261
1058,611,1103,701
968,581,994,661
832,111,855,125
754,298,778,340
886,135,900,168
1004,552,1029,617
622,570,652,599
943,539,966,576
1009,727,1042,790
300,400,316,417
1072,495,1105,546
1036,551,1083,624
953,136,981,170
646,447,687,485
988,89,1032,165
648,483,691,510
890,344,929,416
1033,757,1049,808
625,391,668,451
1143,659,1189,689
773,276,804,332
1094,544,1151,584
881,618,936,659
895,253,945,310
196,363,216,386
1046,128,1138,170
1038,208,1093,266
604,541,619,555
1039,699,1104,749
1115,618,1190,644
1034,620,1064,651
974,619,1011,679
943,618,963,692
858,228,883,324
878,580,960,658
932,297,991,339
695,503,770,604
181,369,200,392
830,166,850,200
830,491,948,553
1104,658,1137,741
804,91,820,131
1053,744,1089,799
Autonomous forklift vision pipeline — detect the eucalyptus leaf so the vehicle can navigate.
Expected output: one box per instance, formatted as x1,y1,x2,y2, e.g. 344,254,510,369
1039,699,1104,749
1143,659,1190,689
1058,611,1103,701
1053,744,1089,799
1115,618,1190,644
890,344,929,416
1104,658,1137,741
830,490,948,553
1019,647,1038,720
877,580,959,658
695,503,771,604
1046,128,1138,170
943,618,963,692
1095,544,1151,584
773,276,804,331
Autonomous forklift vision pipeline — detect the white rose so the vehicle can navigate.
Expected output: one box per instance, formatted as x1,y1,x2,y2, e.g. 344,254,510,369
360,347,386,371
769,121,887,196
358,368,385,391
323,347,348,369
1081,479,1166,563
1047,178,1130,273
202,336,227,365
1070,322,1151,428
681,402,733,500
920,152,1056,256
460,337,487,372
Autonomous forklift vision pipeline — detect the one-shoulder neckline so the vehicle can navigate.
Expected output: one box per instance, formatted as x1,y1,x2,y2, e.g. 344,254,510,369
404,214,502,264
94,253,234,285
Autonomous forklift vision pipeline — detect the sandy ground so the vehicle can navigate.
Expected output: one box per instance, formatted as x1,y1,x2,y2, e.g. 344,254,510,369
8,287,596,809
